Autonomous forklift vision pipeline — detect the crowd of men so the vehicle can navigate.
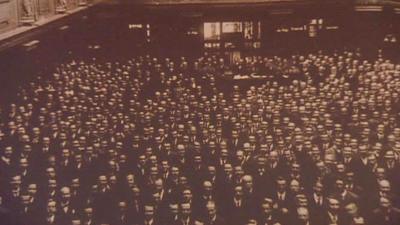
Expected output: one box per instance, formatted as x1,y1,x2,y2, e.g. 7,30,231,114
0,50,400,225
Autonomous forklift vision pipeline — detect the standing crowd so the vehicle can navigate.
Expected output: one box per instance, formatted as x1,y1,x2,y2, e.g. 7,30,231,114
0,51,400,225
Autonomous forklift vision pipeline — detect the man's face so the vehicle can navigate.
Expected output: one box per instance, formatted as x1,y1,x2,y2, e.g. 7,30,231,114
84,208,93,218
232,131,238,139
206,203,216,219
277,180,286,191
4,147,13,157
262,203,272,215
207,167,216,177
343,147,352,157
169,205,179,216
181,204,191,217
144,206,154,219
46,168,56,178
47,202,57,214
335,180,344,192
171,167,179,177
62,189,71,201
203,182,212,194
182,190,192,201
62,149,70,158
379,182,391,193
298,209,309,222
313,183,323,194
98,176,107,187
28,184,37,196
243,177,253,189
236,152,244,161
328,199,340,212
21,195,30,206
290,181,300,193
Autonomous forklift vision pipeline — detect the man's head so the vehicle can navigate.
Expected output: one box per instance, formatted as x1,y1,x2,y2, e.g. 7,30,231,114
180,202,191,218
144,205,155,220
203,181,213,195
297,207,309,224
47,200,57,214
379,179,391,193
261,198,273,216
60,186,71,201
206,201,217,220
328,197,340,213
242,175,253,190
169,203,179,216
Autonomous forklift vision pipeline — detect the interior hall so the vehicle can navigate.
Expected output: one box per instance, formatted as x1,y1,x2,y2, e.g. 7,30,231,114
0,1,399,225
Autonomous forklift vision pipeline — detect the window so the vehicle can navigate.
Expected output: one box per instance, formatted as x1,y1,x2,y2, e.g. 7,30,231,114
204,22,221,40
222,22,242,33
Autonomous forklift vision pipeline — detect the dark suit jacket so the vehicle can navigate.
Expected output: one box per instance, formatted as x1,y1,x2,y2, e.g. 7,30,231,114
222,197,249,225
201,215,227,225
174,217,197,225
111,213,131,225
320,211,345,225
369,207,400,225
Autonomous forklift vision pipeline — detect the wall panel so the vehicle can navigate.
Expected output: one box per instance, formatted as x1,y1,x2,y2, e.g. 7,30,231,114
0,2,12,24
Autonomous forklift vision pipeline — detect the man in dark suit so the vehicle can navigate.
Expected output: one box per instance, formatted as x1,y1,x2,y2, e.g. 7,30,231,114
370,196,400,225
93,175,113,224
0,146,14,188
177,203,196,225
57,149,73,186
242,175,259,213
332,178,359,207
368,179,399,211
229,130,242,152
295,207,318,225
322,197,345,225
223,186,248,225
200,200,226,225
58,186,75,225
82,206,96,225
272,177,293,214
17,194,39,225
308,181,326,223
41,200,60,225
381,151,400,196
141,205,160,225
257,198,282,225
215,163,234,204
160,203,180,225
112,201,130,225
193,180,215,219
3,175,22,212
343,202,366,225
253,156,273,198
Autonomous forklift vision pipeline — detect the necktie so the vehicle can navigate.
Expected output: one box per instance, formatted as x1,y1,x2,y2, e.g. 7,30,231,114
236,199,240,207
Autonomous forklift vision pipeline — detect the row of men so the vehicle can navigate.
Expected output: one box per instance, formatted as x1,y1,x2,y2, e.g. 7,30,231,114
0,50,400,225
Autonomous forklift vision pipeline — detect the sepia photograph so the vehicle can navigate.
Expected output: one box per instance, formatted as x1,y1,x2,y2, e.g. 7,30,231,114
0,0,399,225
